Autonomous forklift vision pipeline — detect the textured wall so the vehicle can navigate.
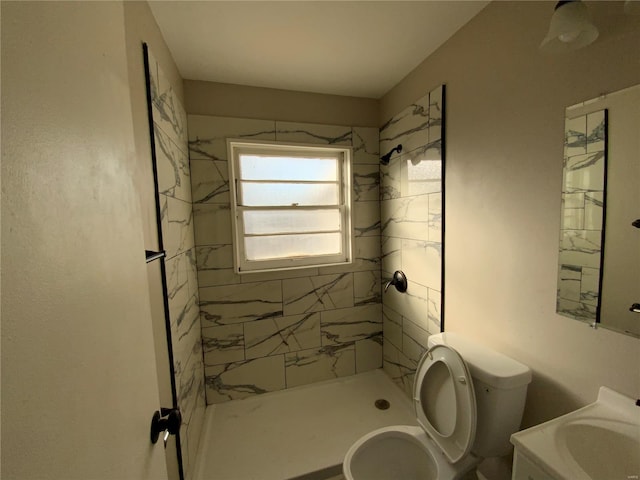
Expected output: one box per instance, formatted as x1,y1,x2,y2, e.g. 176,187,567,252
379,86,445,397
187,115,382,404
1,2,168,478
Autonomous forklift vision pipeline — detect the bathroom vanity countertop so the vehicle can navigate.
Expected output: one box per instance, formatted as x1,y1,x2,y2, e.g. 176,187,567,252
510,387,640,480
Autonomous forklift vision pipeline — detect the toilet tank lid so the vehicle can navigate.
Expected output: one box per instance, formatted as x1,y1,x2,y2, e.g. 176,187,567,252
428,333,532,389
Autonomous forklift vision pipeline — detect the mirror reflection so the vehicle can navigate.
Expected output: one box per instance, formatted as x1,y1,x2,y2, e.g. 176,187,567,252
557,84,640,338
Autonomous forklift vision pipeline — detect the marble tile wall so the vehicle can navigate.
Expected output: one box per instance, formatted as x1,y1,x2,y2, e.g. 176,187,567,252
557,110,607,322
188,115,382,404
379,86,445,398
147,49,205,479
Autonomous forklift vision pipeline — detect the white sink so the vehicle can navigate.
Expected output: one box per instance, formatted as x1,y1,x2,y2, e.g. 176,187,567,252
510,387,640,480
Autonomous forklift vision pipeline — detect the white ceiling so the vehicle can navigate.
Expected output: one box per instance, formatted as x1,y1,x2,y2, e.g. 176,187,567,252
149,1,489,99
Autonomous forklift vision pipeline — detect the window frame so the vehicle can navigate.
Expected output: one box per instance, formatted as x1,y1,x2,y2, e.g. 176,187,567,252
227,139,353,274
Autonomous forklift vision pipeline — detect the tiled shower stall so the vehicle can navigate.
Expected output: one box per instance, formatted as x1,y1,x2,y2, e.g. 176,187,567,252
188,118,383,404
380,86,445,398
147,44,444,479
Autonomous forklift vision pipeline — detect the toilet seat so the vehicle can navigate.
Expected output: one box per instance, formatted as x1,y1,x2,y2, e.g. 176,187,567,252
414,344,477,463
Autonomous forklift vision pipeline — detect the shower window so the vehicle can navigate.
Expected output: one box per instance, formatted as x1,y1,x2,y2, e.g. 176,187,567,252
228,140,353,273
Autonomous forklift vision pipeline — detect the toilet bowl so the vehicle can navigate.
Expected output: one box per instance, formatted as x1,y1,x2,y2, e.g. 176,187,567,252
343,333,532,480
343,425,482,480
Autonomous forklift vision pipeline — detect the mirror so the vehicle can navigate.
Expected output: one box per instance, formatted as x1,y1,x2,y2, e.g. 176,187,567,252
556,84,640,338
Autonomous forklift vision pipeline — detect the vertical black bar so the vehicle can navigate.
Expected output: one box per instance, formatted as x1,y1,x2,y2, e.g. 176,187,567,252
142,42,185,480
440,84,447,333
595,109,609,325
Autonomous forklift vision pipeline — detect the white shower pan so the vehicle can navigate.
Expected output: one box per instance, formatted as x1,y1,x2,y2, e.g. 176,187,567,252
192,369,416,480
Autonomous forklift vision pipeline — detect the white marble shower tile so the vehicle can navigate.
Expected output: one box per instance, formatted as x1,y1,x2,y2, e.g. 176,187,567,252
380,154,402,200
580,267,600,306
383,278,428,327
193,203,233,245
178,339,205,425
353,164,379,202
559,230,602,269
356,335,383,373
151,57,188,154
429,85,444,143
403,317,430,364
205,356,286,403
401,239,442,291
557,297,596,322
562,207,585,230
244,312,321,359
428,192,442,243
275,122,352,145
381,196,429,241
177,346,205,480
172,296,202,374
428,85,443,143
383,305,403,351
285,344,355,388
146,48,160,112
240,267,319,284
353,270,381,305
353,201,381,237
202,324,245,366
155,123,192,202
195,245,240,287
352,127,379,164
190,159,229,204
402,156,441,197
563,192,585,209
380,93,430,158
166,251,191,311
161,194,195,260
586,110,605,153
565,151,605,192
565,115,587,157
188,115,276,161
584,192,603,230
381,236,401,277
171,293,201,381
320,304,382,346
319,235,381,275
558,264,582,302
401,239,430,289
427,288,441,334
186,247,200,298
199,280,283,326
283,273,354,316
383,340,416,399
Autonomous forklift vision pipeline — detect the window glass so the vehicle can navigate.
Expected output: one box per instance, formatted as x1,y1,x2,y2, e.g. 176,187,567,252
243,209,341,235
240,182,339,206
229,140,352,273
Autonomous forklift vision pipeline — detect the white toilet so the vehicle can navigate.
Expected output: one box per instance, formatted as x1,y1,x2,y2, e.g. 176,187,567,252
343,332,532,480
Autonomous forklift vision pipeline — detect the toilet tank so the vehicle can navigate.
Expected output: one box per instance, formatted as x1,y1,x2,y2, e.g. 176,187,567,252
428,332,532,458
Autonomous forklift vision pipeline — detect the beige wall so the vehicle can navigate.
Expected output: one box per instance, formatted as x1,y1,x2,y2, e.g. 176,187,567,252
1,2,167,478
184,79,379,127
381,1,640,426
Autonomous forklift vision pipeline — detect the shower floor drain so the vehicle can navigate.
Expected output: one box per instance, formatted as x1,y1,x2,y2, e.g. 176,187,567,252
374,399,390,410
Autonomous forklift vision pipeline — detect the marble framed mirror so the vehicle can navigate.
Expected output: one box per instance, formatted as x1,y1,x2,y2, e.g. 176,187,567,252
556,84,640,338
